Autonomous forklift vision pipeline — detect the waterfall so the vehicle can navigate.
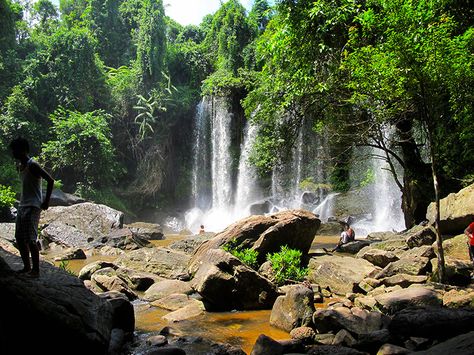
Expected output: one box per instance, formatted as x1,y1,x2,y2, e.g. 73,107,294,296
210,96,233,209
234,122,261,214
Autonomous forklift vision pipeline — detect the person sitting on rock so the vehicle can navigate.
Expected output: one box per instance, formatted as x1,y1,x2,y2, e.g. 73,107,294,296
330,223,354,252
199,224,205,234
464,218,474,267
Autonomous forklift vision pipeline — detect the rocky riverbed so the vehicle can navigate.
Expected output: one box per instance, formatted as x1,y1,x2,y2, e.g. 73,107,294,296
1,184,474,354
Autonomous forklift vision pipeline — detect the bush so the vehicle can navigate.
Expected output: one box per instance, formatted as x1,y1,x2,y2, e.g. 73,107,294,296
222,238,259,270
0,184,16,209
266,245,308,286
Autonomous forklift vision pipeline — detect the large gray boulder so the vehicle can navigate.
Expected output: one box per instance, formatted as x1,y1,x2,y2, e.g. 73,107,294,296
41,222,94,248
41,202,124,238
307,255,379,295
375,256,431,279
426,183,474,234
49,189,86,206
169,233,215,254
0,247,129,354
143,280,193,302
91,267,138,300
357,248,399,268
191,248,278,311
125,222,164,240
270,284,315,332
374,287,442,314
189,209,320,272
312,306,390,335
389,307,474,339
115,247,190,279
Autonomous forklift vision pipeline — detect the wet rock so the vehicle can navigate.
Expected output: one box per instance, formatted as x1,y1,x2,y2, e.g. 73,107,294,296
41,202,123,238
375,256,431,279
162,302,205,322
430,257,473,286
147,335,168,347
376,344,410,355
374,287,442,314
270,284,315,332
115,247,190,279
0,248,114,354
357,248,399,268
338,240,371,254
54,247,87,261
249,200,272,215
414,331,474,355
355,329,393,353
168,233,214,254
189,209,320,271
307,255,379,295
404,226,436,248
126,222,164,240
332,329,357,347
144,280,193,302
389,307,474,339
250,334,284,355
312,306,390,335
108,328,125,354
79,260,118,280
426,182,474,234
91,267,137,300
191,249,278,310
146,347,186,355
442,289,474,308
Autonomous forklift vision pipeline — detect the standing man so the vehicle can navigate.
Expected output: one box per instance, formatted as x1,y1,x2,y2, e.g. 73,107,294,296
10,138,54,278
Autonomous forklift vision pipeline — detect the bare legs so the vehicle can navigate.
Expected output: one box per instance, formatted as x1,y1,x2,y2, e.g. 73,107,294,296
16,240,40,276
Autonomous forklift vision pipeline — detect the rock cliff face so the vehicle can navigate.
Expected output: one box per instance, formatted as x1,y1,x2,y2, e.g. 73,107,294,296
0,247,133,354
426,183,474,234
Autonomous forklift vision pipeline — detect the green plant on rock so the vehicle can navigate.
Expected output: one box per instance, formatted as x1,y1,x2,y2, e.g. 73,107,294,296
0,184,16,209
266,245,308,286
222,238,259,270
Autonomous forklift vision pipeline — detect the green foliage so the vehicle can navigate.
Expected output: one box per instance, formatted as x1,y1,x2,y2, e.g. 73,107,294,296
75,184,135,216
222,239,259,269
359,168,375,188
201,69,244,96
0,184,16,209
266,245,308,286
299,177,332,192
41,107,117,188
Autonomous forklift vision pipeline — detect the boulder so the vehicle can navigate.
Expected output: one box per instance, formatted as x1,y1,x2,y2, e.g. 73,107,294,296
355,329,393,353
41,222,94,248
115,268,160,291
430,257,473,286
378,274,428,288
91,267,137,300
269,284,315,332
290,326,316,342
143,280,193,302
250,334,284,355
189,209,320,271
332,329,357,347
115,247,190,279
377,344,410,355
426,183,474,234
366,231,397,241
307,255,379,295
41,202,123,238
151,293,203,311
98,291,135,333
53,247,87,261
104,227,151,250
249,200,272,215
126,222,164,240
414,331,474,355
389,307,474,339
338,240,371,254
354,296,377,311
312,306,390,335
191,248,278,311
0,223,15,242
374,287,442,314
0,247,115,354
168,233,214,254
79,260,118,280
162,302,205,322
436,234,471,261
399,245,435,259
442,289,474,308
369,239,408,252
49,189,86,206
357,248,399,268
403,226,436,248
375,256,431,279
